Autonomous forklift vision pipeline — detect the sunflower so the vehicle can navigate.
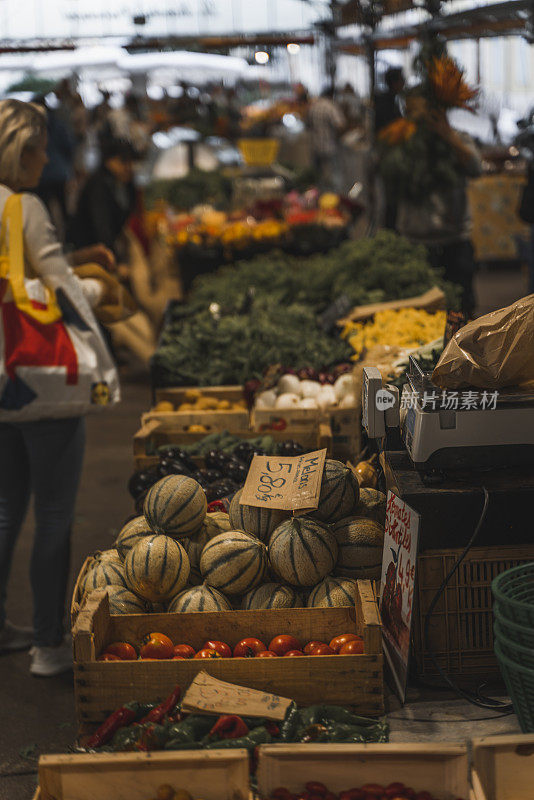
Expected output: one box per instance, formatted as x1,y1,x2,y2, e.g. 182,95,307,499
428,56,478,110
378,118,417,146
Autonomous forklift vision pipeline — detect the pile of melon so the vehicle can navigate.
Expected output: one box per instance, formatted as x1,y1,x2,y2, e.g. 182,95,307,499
79,460,386,614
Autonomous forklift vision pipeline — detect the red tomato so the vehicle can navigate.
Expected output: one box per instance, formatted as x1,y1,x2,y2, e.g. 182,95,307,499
269,634,302,656
203,640,232,658
103,642,137,661
172,656,186,660
324,794,338,800
233,638,267,658
97,652,122,662
305,783,327,796
173,644,195,659
283,650,304,657
194,648,222,659
256,650,278,657
341,790,365,800
140,632,174,660
303,641,325,655
310,644,335,656
360,786,384,797
339,638,364,655
329,633,360,653
386,785,407,799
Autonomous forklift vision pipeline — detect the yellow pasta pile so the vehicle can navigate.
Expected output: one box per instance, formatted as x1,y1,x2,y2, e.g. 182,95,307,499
344,308,446,360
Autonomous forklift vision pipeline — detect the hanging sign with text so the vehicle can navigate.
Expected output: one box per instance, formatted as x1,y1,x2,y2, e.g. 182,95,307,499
240,449,327,513
379,491,420,704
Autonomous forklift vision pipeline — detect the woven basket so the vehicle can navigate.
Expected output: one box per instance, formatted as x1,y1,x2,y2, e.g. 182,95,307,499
492,562,534,627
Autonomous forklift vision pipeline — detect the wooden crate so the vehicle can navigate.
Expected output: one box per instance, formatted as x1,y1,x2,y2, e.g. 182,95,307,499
257,743,469,800
412,545,534,677
252,407,359,462
471,734,534,800
70,556,94,628
145,386,249,433
34,749,249,800
133,420,333,470
72,580,382,725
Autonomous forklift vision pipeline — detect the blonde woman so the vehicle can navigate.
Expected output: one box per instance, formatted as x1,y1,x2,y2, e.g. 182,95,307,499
0,99,119,676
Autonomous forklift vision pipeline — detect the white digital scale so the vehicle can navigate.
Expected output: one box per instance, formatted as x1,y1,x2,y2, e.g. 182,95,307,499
363,358,534,470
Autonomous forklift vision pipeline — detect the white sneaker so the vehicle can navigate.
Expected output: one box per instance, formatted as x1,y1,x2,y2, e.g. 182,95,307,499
0,620,34,654
30,641,73,677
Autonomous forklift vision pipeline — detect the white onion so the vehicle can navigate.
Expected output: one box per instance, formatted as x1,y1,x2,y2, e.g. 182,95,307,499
278,374,301,395
299,380,321,399
275,392,301,410
316,385,337,411
339,393,357,409
299,397,319,409
255,390,277,409
334,373,356,401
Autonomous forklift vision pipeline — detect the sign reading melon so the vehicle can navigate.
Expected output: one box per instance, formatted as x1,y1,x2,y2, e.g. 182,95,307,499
380,491,420,704
240,449,327,513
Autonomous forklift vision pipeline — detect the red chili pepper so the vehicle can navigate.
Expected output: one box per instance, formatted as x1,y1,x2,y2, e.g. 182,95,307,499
87,706,137,748
265,721,280,737
209,714,249,739
140,685,181,724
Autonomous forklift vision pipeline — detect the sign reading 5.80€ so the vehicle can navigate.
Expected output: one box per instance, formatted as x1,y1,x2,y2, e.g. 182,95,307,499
240,449,327,513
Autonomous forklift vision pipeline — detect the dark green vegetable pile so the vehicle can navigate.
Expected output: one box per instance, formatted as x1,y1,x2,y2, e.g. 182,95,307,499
144,169,233,211
152,231,458,387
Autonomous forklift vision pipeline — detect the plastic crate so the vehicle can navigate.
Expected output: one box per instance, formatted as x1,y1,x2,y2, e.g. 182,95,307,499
495,641,534,732
412,545,534,677
494,603,534,649
492,562,534,628
238,138,280,166
494,621,534,671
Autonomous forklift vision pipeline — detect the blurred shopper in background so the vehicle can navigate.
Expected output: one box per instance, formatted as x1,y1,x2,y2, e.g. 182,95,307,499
308,87,346,192
338,83,364,130
374,67,405,134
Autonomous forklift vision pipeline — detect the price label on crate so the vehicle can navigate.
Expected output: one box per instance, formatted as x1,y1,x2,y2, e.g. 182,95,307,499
240,449,327,513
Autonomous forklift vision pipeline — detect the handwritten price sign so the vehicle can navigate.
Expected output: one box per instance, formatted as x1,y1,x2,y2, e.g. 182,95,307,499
380,491,420,703
240,449,327,512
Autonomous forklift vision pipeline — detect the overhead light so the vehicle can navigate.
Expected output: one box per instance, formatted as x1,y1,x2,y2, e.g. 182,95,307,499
287,43,300,55
255,51,270,65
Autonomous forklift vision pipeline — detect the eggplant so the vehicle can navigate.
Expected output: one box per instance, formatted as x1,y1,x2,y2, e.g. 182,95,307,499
196,468,224,484
227,460,248,484
127,467,160,499
277,440,305,457
158,447,197,472
232,443,266,466
158,457,193,478
204,449,233,471
206,480,238,502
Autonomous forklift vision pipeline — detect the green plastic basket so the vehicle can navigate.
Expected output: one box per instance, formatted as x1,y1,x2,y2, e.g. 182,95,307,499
494,603,534,649
495,641,534,732
494,621,534,670
492,562,534,627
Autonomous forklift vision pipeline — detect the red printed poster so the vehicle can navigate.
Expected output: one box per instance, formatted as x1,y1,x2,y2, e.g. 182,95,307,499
380,491,420,703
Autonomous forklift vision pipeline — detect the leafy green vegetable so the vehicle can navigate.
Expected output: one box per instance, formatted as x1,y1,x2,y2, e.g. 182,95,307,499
144,169,233,211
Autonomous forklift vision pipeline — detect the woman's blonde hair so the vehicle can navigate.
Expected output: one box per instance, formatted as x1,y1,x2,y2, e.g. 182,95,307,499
0,99,46,187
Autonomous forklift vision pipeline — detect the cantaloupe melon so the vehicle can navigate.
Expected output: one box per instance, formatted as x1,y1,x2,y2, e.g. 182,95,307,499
333,516,384,580
167,584,231,613
180,526,209,584
357,488,386,525
144,475,206,538
124,534,190,602
200,530,267,595
93,548,122,565
203,511,232,539
242,582,296,610
114,516,153,561
307,576,358,608
268,517,338,587
82,560,127,596
311,460,360,524
105,586,148,614
229,488,287,541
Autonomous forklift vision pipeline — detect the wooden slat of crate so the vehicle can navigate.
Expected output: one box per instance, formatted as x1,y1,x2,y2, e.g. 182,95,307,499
155,385,244,404
133,421,333,470
252,407,321,430
36,750,249,800
471,735,534,800
257,743,468,800
252,407,359,461
146,386,249,432
72,581,382,724
70,556,95,628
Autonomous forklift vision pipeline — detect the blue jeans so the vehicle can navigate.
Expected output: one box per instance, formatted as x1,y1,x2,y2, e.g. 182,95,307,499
0,417,85,646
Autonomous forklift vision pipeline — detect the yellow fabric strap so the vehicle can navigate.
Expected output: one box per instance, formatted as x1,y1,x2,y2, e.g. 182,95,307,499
0,194,62,324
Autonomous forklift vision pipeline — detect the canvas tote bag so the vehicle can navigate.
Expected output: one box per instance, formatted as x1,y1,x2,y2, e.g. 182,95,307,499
0,193,119,421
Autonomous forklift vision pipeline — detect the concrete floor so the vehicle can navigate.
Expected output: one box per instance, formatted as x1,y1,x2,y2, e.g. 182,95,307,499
0,267,528,800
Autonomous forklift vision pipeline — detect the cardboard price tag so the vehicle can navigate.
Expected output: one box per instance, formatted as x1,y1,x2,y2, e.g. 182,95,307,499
181,672,292,720
240,449,327,512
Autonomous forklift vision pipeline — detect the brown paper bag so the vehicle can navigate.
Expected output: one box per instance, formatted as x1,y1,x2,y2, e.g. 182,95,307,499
432,294,534,389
